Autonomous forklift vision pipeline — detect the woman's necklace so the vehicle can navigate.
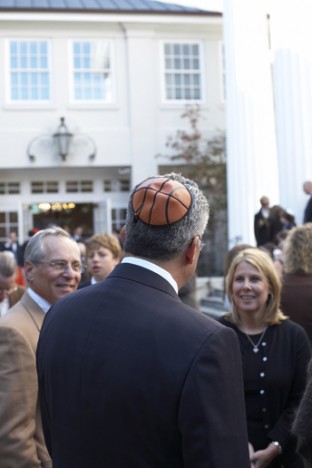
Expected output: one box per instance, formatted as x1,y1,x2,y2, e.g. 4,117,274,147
245,328,267,353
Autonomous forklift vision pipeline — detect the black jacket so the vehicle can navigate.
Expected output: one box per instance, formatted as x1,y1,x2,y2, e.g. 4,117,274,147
37,263,251,467
219,316,311,467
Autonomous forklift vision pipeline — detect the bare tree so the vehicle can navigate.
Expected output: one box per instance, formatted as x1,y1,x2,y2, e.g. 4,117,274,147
157,104,227,275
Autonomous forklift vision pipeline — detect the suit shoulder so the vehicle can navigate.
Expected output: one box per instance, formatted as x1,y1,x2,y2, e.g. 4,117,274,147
176,306,237,341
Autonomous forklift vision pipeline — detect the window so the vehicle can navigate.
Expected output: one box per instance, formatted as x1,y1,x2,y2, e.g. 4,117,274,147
103,180,112,192
8,40,50,102
66,180,93,193
103,179,130,192
0,212,18,243
31,181,58,194
118,179,130,192
112,208,127,232
71,40,113,102
0,182,20,194
163,42,203,101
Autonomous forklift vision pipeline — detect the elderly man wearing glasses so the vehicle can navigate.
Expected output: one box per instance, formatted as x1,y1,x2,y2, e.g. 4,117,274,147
0,226,82,468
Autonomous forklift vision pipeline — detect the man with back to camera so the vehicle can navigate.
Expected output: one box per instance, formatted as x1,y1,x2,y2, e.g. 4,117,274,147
0,226,82,467
37,173,250,467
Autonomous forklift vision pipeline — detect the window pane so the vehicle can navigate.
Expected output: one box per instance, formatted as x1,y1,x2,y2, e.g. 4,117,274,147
8,182,20,194
192,44,199,54
184,58,190,70
174,44,180,55
193,58,200,70
9,212,18,222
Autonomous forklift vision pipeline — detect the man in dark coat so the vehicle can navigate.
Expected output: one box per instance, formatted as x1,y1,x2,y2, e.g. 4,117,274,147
254,195,271,246
303,181,312,223
37,173,250,467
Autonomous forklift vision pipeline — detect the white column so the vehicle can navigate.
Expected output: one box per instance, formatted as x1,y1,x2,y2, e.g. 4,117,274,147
224,0,279,247
270,0,312,224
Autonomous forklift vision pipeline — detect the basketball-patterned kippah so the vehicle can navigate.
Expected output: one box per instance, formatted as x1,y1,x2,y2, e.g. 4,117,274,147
132,176,192,226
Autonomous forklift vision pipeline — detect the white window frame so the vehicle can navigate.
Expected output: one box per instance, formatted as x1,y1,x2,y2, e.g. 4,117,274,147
160,40,205,104
0,211,19,243
5,38,51,105
68,39,115,105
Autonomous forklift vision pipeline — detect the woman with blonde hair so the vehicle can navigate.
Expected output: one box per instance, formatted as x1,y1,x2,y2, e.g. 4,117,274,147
219,247,311,467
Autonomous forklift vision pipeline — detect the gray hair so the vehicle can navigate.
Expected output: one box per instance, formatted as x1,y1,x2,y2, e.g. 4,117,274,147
25,226,74,264
125,173,209,260
0,251,17,277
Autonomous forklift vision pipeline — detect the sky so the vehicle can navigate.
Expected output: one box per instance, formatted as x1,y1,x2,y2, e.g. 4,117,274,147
159,0,223,11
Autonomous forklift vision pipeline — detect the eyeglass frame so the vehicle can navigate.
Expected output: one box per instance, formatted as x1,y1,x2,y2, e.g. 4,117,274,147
34,260,85,274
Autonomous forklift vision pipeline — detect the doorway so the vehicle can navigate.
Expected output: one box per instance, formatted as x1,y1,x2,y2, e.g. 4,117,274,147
32,202,94,239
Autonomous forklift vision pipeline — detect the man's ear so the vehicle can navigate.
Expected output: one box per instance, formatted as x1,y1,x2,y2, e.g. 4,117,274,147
184,237,198,266
24,260,34,282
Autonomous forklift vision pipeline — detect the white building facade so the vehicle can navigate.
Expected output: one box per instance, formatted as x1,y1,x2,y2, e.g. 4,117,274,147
0,1,224,243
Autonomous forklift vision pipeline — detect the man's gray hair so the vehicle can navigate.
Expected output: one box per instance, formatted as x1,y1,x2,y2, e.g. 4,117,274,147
0,251,17,277
125,173,209,260
25,226,73,264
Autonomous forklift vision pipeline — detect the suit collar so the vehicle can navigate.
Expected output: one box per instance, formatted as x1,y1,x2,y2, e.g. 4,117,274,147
109,263,179,298
20,291,46,332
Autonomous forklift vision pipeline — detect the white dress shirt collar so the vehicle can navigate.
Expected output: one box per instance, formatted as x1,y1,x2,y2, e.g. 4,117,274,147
121,256,178,294
27,287,51,313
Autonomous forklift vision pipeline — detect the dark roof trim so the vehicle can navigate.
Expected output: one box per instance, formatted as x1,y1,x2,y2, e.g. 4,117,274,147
0,8,221,15
0,0,221,16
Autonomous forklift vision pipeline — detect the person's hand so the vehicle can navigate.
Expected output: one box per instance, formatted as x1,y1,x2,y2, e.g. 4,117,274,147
250,443,280,467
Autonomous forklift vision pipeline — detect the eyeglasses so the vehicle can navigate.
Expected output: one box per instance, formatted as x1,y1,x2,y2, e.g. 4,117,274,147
37,260,85,274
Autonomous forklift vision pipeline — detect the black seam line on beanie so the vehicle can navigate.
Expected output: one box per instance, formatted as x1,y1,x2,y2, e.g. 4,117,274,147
133,178,168,223
133,184,150,220
165,187,192,224
170,187,192,210
148,178,169,224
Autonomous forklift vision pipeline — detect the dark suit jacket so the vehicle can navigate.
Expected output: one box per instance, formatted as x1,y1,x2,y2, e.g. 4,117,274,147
37,263,250,467
304,196,312,223
77,279,92,289
254,209,271,246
